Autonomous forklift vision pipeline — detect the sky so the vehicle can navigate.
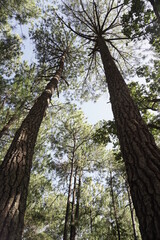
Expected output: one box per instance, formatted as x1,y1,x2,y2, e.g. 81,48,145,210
80,94,113,124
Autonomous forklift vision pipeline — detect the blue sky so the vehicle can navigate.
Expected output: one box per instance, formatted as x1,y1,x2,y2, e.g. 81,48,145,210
81,94,113,124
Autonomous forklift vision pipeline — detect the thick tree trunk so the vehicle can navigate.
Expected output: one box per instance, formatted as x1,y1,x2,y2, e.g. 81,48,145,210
63,159,74,240
0,52,66,240
98,36,160,240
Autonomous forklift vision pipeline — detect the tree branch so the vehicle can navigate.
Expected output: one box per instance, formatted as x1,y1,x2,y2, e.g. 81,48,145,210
101,1,123,31
56,13,96,42
102,4,124,33
93,1,101,32
79,0,97,32
62,1,96,33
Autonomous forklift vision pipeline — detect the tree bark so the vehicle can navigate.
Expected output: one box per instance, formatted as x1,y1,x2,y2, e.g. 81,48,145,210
63,159,74,240
98,36,160,240
0,51,66,240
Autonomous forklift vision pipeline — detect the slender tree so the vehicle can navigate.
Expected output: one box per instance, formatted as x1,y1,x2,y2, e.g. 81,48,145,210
59,1,160,239
70,168,77,240
75,173,81,234
0,50,67,240
49,109,110,239
21,104,137,239
109,169,121,240
126,182,138,240
64,154,74,240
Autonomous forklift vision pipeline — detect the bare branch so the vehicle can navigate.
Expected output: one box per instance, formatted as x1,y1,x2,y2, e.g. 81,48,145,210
79,0,97,32
107,36,130,41
83,54,95,83
62,1,96,33
108,40,132,71
101,0,116,30
102,4,124,33
93,1,101,32
148,123,160,130
61,76,70,86
108,40,126,61
149,98,160,103
56,13,96,42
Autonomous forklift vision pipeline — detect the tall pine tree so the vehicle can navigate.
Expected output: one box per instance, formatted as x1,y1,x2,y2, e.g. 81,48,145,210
58,1,160,238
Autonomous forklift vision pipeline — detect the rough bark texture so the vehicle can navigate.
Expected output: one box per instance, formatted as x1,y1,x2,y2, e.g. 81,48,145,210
98,36,160,240
0,52,66,240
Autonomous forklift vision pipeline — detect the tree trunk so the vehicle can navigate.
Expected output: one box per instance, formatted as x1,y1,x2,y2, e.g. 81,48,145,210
74,174,81,238
75,174,81,222
63,159,74,240
0,51,66,240
70,168,77,240
90,208,93,234
109,170,121,240
98,36,160,240
126,182,138,240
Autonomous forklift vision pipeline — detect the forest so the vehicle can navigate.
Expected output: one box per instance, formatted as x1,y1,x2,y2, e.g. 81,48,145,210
0,0,160,239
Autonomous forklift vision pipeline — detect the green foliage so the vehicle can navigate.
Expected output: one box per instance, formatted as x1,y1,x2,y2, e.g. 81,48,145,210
21,104,141,239
0,33,22,75
92,120,110,145
122,0,160,52
92,59,160,147
122,0,151,37
0,0,40,75
0,0,40,24
93,120,117,145
30,10,89,101
129,60,160,140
